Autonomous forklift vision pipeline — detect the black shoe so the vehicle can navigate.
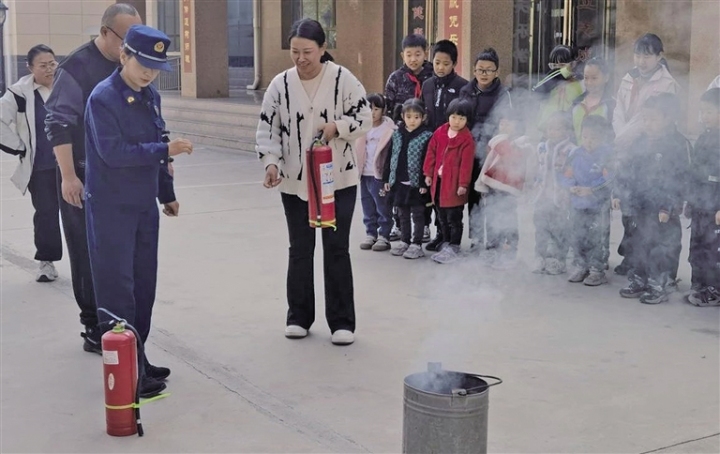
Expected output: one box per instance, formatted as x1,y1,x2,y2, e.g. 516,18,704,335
620,279,647,298
138,376,167,399
614,262,630,276
145,363,171,381
425,235,444,252
81,325,102,355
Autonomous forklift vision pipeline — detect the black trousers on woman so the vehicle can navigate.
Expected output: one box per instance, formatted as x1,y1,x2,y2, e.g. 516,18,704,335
27,169,62,262
281,186,356,333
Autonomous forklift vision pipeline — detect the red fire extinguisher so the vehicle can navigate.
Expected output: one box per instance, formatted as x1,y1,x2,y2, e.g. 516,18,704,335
102,322,142,437
306,134,336,229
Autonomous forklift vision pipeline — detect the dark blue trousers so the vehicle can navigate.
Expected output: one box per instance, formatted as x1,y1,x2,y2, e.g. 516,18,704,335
86,201,159,344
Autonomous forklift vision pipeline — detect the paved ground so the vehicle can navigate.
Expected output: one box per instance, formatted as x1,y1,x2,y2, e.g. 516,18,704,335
1,145,718,453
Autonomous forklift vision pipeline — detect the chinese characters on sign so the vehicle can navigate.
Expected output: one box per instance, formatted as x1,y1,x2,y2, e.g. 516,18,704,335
445,0,463,75
407,0,426,37
182,0,193,73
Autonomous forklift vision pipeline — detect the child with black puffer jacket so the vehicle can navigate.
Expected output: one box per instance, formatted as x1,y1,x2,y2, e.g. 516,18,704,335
687,88,720,307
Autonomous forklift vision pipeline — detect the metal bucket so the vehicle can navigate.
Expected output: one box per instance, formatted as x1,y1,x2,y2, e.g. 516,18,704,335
402,363,502,454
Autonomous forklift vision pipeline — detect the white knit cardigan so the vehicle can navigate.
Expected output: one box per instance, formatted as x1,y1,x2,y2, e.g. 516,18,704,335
255,61,372,200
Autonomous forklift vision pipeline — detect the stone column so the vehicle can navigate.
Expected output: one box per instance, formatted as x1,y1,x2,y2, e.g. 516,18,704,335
180,0,229,98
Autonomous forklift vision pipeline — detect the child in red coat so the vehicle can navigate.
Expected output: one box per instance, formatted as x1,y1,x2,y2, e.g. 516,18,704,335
423,98,475,263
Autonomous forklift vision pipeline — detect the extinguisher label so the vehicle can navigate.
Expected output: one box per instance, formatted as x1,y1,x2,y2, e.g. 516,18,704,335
108,373,115,391
320,162,334,203
103,350,120,365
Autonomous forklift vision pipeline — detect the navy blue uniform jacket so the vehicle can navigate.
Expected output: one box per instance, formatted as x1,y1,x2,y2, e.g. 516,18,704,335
85,69,175,207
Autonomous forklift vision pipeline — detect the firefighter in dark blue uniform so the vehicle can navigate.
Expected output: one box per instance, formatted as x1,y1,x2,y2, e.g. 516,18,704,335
84,25,193,398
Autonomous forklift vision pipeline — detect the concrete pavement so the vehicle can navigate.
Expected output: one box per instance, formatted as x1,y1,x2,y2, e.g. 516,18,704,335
1,146,718,453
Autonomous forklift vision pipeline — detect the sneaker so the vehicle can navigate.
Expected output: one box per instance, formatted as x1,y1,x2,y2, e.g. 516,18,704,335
640,289,669,305
144,362,171,381
687,287,720,307
422,226,431,243
583,271,608,287
478,249,497,266
619,279,648,299
431,244,460,264
568,268,589,283
36,261,58,282
391,242,410,256
426,235,444,252
331,329,354,345
613,261,630,276
138,376,167,399
81,325,102,354
372,236,391,251
532,258,546,274
284,325,308,339
544,258,567,275
389,226,401,242
403,244,425,259
359,236,377,250
666,278,680,294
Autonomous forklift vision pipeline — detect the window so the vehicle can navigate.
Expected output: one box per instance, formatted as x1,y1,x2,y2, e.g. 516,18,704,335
157,0,180,53
281,0,337,49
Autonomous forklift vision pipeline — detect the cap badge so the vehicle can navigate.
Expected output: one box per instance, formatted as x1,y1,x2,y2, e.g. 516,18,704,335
154,41,165,53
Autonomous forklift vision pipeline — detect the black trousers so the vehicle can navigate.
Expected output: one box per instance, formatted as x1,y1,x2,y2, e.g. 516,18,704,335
281,186,356,333
27,169,62,262
438,206,464,246
534,204,569,261
617,214,635,262
468,158,485,244
398,204,426,245
627,212,682,282
689,209,720,288
57,166,97,327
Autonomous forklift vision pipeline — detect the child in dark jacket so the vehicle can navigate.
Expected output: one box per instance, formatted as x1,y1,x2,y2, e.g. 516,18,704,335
423,98,475,264
561,115,614,286
421,39,469,250
613,93,691,304
383,99,434,259
687,88,720,307
385,34,434,122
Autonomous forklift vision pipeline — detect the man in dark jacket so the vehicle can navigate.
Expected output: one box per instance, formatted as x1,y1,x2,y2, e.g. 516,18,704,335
613,93,692,304
44,3,141,353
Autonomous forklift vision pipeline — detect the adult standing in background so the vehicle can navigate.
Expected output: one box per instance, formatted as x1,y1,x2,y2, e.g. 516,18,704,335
45,3,142,354
256,19,371,346
0,45,61,282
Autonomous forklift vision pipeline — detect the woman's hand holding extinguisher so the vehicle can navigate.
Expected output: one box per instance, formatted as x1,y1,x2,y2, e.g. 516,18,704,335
317,122,338,142
264,165,282,188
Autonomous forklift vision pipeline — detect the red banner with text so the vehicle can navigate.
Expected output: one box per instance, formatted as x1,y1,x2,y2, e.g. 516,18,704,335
444,0,463,76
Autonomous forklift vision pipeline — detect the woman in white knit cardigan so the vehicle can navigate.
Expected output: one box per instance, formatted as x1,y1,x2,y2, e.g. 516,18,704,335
255,19,371,345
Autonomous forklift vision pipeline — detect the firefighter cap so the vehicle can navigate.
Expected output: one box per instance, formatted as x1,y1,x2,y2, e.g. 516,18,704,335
123,25,172,71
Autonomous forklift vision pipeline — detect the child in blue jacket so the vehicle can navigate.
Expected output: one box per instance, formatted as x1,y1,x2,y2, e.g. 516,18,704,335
561,115,613,286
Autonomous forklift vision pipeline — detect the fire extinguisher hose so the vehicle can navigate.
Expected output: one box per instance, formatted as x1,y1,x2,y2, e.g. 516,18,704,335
98,307,169,437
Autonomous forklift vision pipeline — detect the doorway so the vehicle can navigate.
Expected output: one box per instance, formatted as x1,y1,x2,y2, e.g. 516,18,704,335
395,0,438,69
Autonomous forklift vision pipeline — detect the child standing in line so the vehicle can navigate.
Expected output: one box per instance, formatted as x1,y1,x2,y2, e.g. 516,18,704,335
613,93,690,304
475,111,534,270
532,45,584,127
385,33,434,242
355,93,397,252
562,115,614,286
383,99,434,259
422,39,469,251
532,111,577,275
423,98,475,264
686,88,720,307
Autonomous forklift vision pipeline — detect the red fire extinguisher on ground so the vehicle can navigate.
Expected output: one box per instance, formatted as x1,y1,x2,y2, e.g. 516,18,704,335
102,322,142,437
307,133,336,229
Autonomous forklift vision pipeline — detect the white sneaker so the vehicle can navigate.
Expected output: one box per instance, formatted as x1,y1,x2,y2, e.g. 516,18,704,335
359,236,376,250
331,329,354,345
284,325,308,339
36,261,58,282
391,242,410,256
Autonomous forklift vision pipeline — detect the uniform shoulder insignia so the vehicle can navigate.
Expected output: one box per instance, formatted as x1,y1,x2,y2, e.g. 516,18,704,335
127,95,136,104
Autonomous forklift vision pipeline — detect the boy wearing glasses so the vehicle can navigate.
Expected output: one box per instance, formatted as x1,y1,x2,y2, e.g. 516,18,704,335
459,48,513,249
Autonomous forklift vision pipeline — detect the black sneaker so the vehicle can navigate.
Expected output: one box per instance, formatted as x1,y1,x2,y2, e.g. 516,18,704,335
145,363,171,381
613,261,630,276
619,280,647,298
425,235,444,252
81,325,102,355
138,376,167,399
